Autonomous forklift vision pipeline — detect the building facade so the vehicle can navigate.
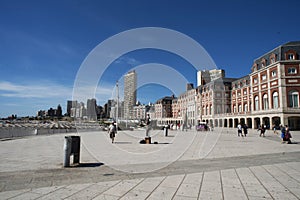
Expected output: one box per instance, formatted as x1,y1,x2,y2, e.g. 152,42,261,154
124,70,137,120
154,41,300,130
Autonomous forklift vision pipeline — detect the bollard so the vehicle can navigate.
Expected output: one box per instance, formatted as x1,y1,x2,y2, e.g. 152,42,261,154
63,136,80,167
164,125,168,136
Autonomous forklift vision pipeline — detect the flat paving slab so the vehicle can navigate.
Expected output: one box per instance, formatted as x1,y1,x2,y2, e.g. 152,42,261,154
1,128,300,199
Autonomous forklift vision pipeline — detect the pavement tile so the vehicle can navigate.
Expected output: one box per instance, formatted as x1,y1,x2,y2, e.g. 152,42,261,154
119,176,165,199
101,178,143,197
146,175,185,200
159,174,185,188
172,195,197,200
181,172,203,185
263,164,300,197
130,176,165,193
173,172,202,199
0,189,30,200
175,183,200,198
92,194,119,200
198,191,222,200
65,182,118,200
221,169,248,200
236,167,272,199
250,166,299,200
37,183,91,200
7,191,42,200
199,171,222,193
31,185,64,195
146,185,178,200
119,189,151,200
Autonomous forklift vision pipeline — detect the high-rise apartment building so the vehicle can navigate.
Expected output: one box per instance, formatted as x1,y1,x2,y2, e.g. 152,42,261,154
124,70,137,119
87,98,97,121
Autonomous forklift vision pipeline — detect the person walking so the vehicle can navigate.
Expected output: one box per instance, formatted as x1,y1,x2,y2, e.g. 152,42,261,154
259,124,266,137
280,124,286,143
108,122,116,143
284,125,292,144
237,123,243,137
273,124,278,134
243,124,248,137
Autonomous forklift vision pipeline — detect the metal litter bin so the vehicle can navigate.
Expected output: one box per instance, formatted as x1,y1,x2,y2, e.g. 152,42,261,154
64,136,80,167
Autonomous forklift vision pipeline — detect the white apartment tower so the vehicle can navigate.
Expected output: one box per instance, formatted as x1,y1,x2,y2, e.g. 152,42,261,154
124,70,137,119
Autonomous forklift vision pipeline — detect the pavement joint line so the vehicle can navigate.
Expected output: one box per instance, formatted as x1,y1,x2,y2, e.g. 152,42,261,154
248,166,275,200
63,182,96,200
285,162,300,173
145,175,167,200
91,179,123,199
274,163,300,185
197,171,204,200
234,168,250,200
118,178,145,199
261,165,300,200
171,173,187,199
219,170,225,200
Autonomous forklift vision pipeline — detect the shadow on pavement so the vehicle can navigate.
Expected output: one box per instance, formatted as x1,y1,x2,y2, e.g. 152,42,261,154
76,163,104,168
114,141,132,144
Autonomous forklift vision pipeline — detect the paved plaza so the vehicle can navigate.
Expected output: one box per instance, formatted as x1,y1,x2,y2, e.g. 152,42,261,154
1,128,300,199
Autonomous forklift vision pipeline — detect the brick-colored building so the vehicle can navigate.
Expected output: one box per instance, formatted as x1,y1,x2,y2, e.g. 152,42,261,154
155,41,300,130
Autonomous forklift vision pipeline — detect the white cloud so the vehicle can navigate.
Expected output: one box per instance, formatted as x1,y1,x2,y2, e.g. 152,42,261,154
114,56,141,66
0,81,72,98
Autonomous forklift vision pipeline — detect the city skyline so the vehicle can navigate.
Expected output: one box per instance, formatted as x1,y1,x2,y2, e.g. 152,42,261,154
1,0,300,117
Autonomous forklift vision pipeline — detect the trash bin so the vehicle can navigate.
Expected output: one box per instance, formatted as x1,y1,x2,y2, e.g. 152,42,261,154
64,136,80,167
164,125,168,137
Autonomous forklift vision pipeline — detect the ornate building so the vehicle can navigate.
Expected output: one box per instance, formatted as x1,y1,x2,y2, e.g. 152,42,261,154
155,41,300,130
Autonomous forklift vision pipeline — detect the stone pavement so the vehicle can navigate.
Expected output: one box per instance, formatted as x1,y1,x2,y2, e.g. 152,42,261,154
1,128,300,199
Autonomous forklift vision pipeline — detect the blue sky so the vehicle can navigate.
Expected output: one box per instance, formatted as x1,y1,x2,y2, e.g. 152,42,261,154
0,0,299,117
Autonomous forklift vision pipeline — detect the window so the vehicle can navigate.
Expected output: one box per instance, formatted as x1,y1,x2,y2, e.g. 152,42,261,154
244,90,247,95
244,104,248,112
262,74,267,80
273,92,279,109
233,105,236,113
271,57,275,64
254,96,259,111
271,70,277,77
288,67,297,74
210,105,212,115
263,94,269,110
217,105,221,114
288,53,295,60
288,91,299,108
254,78,258,84
238,105,242,112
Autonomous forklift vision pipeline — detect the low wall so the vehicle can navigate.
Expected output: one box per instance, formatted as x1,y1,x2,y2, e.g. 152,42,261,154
0,127,102,139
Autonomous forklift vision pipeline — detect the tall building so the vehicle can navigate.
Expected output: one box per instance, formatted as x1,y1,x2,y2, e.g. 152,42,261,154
124,70,137,119
87,98,97,121
67,100,77,117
